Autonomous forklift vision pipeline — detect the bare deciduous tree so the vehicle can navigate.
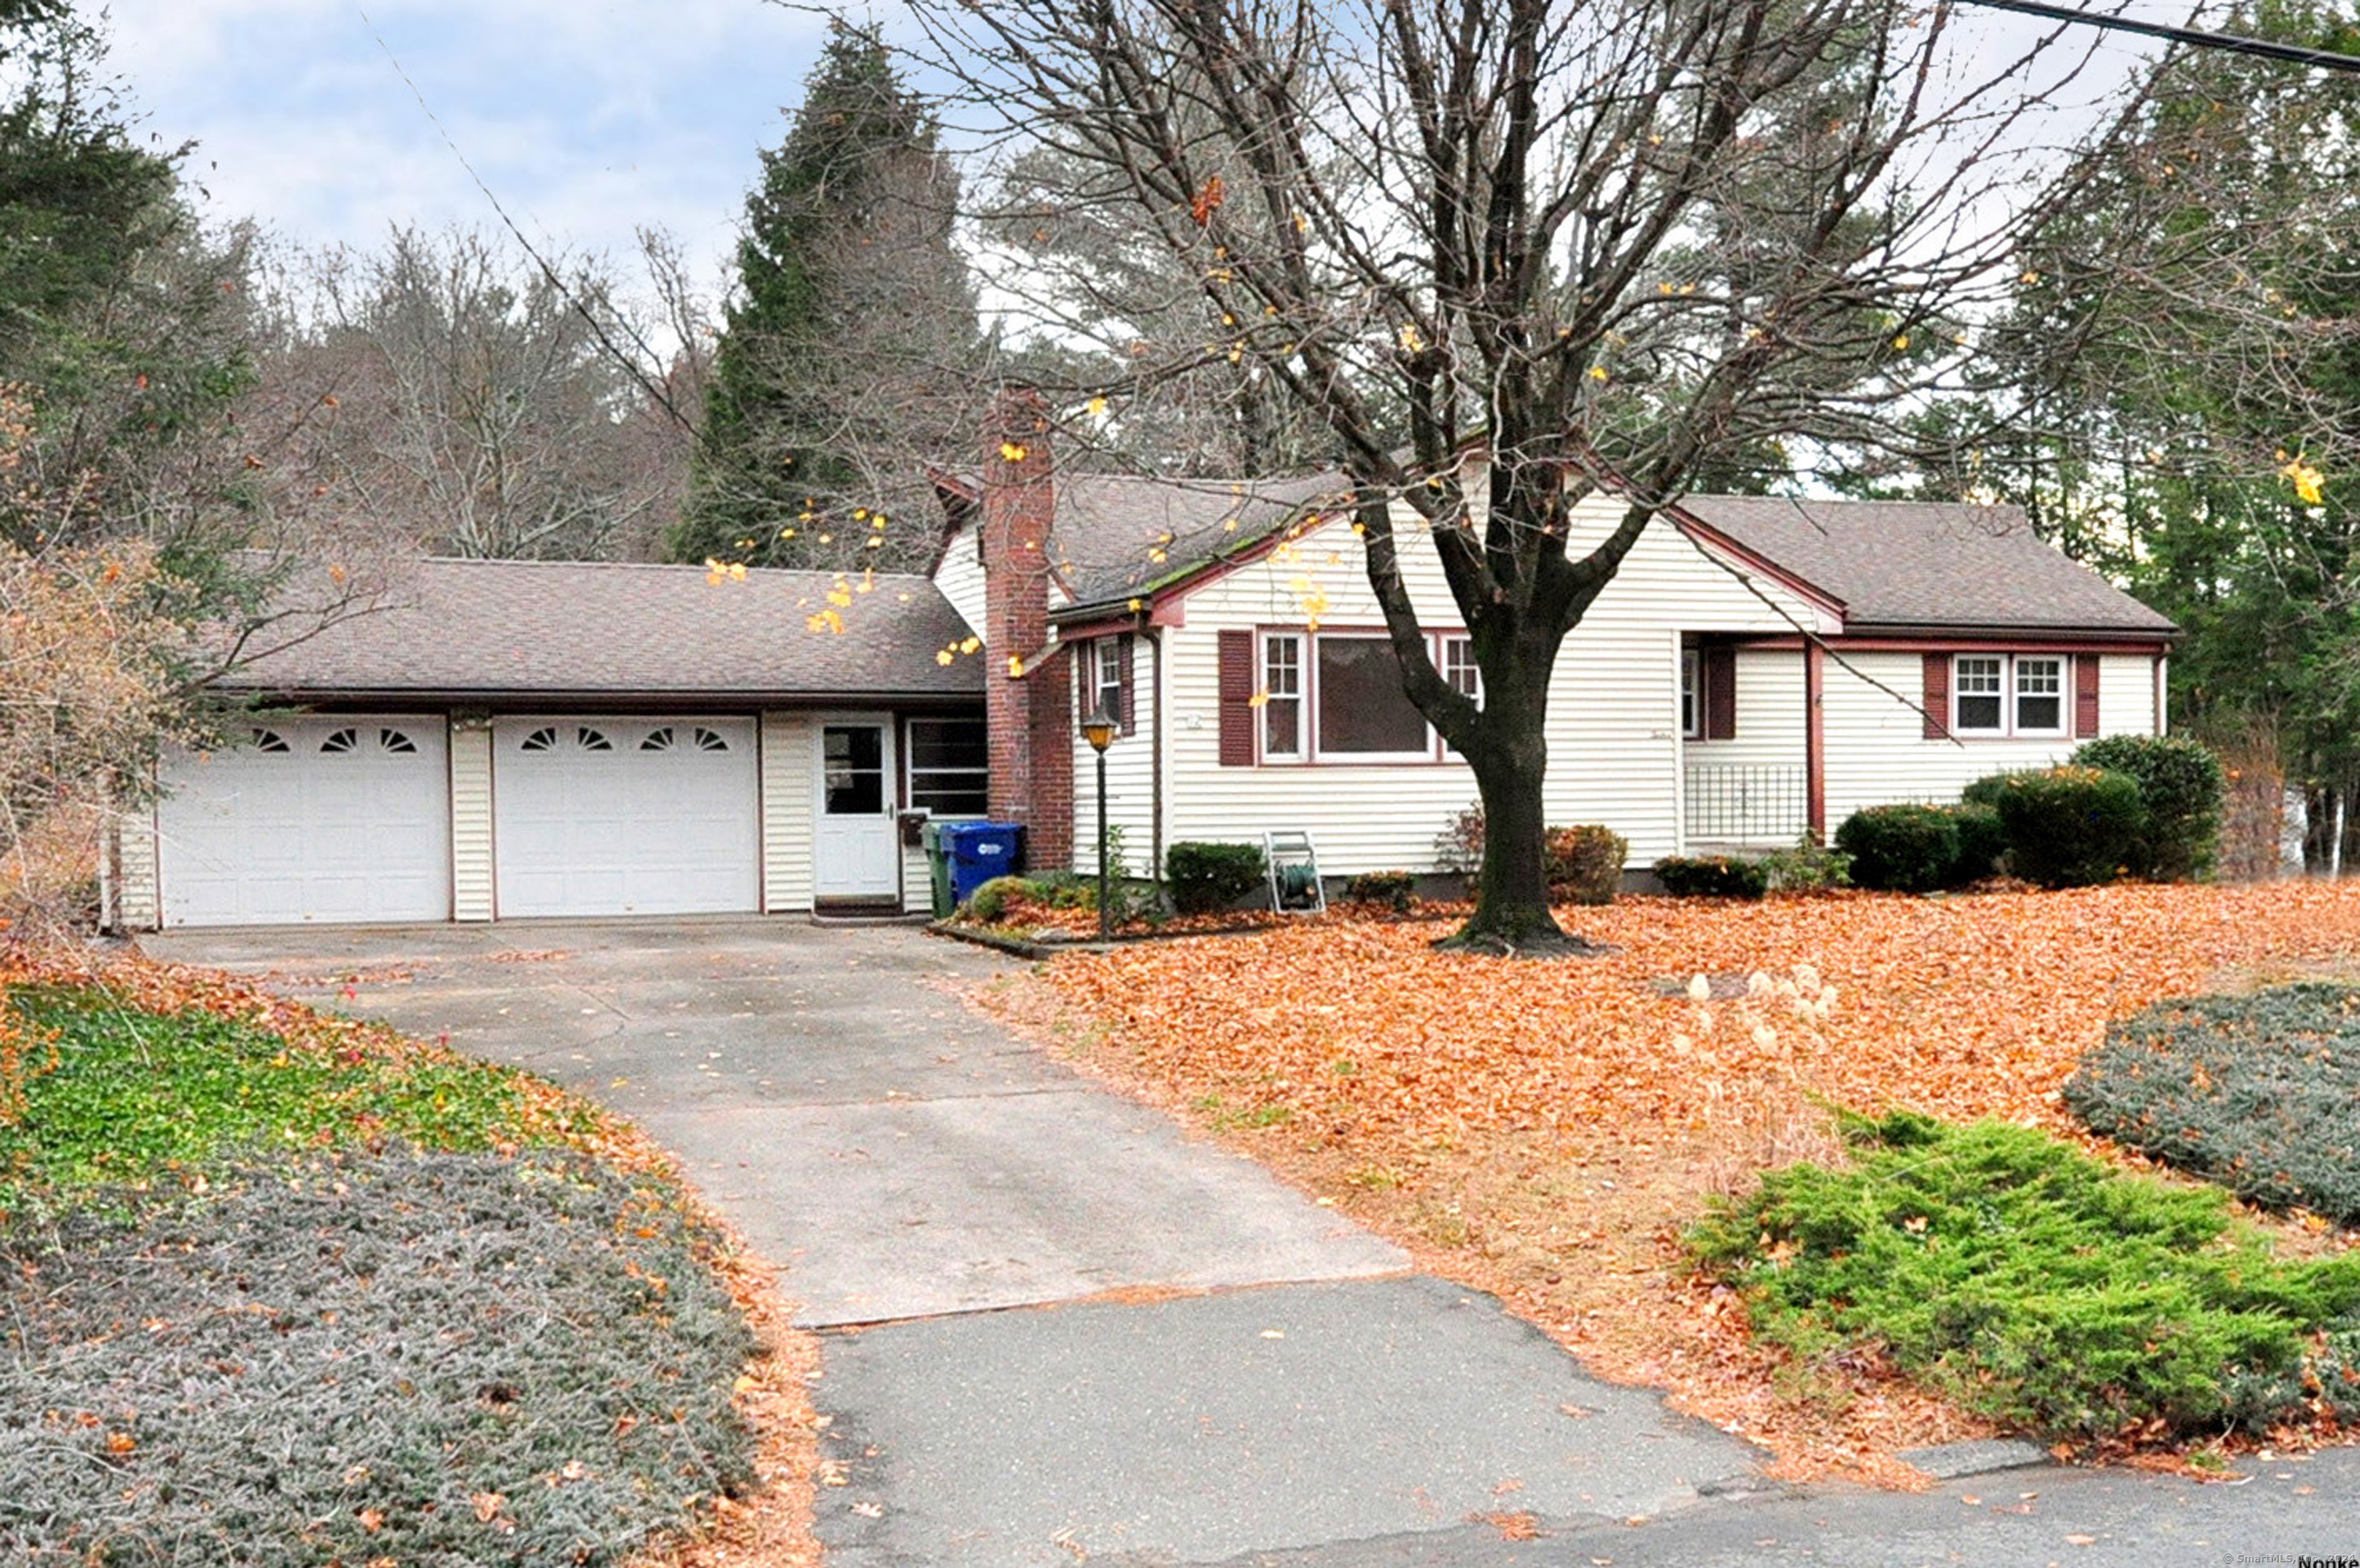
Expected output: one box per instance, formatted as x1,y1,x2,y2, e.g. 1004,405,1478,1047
911,0,2130,951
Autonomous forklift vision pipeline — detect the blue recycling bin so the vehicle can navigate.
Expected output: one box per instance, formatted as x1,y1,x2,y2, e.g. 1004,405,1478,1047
939,822,1026,909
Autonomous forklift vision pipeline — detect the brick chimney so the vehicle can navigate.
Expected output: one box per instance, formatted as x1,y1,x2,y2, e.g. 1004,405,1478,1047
981,390,1074,871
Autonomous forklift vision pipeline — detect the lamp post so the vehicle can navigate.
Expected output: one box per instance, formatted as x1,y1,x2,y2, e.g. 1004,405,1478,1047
1081,703,1118,942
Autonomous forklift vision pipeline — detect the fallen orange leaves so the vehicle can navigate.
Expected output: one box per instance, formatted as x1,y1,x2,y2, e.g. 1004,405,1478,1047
1002,881,2360,1483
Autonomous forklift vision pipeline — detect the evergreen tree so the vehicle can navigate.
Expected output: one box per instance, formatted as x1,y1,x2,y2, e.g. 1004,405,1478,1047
673,22,981,570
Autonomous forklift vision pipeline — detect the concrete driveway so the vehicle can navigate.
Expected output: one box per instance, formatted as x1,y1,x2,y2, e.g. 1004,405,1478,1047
148,918,1763,1563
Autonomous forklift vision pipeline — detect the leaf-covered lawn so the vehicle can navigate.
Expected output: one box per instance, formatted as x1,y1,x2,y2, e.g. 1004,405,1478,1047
999,882,2360,1483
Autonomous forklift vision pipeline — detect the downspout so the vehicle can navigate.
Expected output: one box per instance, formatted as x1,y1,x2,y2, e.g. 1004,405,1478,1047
1149,625,1165,892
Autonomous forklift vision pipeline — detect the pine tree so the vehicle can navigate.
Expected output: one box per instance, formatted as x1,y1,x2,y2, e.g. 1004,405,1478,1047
672,23,980,570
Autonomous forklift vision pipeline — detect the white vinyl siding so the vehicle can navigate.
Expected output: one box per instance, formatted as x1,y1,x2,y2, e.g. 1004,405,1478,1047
762,711,815,913
1152,494,1832,873
1820,651,2157,825
933,523,987,639
449,718,495,921
1074,633,1159,878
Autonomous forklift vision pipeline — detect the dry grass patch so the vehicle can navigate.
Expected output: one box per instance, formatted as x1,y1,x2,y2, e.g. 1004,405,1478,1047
977,882,2360,1484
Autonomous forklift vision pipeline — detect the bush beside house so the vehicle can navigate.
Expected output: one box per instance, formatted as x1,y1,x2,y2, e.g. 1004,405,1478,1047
1165,841,1269,915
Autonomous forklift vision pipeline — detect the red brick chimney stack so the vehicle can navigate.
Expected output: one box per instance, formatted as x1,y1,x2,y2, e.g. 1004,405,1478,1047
980,390,1073,871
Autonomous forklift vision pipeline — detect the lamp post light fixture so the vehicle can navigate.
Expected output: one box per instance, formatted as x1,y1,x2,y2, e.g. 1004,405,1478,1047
1081,703,1119,942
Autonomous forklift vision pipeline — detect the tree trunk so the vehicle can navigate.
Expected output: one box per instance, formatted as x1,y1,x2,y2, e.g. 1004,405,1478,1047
1437,679,1597,956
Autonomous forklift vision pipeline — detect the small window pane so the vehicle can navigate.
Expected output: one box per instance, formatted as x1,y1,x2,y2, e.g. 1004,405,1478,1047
640,727,676,752
824,725,885,815
378,728,417,754
2016,657,2063,732
1263,635,1302,759
1316,637,1430,755
250,728,291,754
521,726,559,753
693,726,731,753
1955,657,2004,732
320,727,359,754
1444,635,1481,701
1680,650,1700,738
577,727,614,752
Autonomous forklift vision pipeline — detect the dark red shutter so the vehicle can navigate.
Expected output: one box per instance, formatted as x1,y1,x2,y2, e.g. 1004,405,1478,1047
2074,653,2101,738
1117,634,1137,736
1704,645,1737,740
1922,653,1950,740
1074,641,1090,724
1217,630,1255,766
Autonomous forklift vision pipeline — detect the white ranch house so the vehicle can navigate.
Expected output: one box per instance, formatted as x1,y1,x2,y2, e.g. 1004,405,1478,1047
111,430,2173,928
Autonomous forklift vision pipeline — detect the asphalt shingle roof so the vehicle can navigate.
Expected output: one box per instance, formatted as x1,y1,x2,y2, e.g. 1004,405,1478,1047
1047,470,1346,611
219,558,985,700
1672,496,2176,635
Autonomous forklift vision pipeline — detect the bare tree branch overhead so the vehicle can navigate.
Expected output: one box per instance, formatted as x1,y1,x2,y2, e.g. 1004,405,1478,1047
904,0,2128,950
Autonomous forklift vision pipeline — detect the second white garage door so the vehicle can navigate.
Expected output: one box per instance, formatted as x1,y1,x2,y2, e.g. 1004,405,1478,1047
493,717,759,917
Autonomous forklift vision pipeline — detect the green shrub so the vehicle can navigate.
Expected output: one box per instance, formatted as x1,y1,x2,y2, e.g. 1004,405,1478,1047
1960,770,2030,810
1687,1110,2360,1442
1835,804,1961,893
1651,854,1768,899
1758,833,1852,893
1165,841,1268,915
1991,766,2146,888
2072,734,2227,881
1342,870,1417,913
1545,824,1627,905
962,875,1032,924
2066,985,2360,1223
1948,801,2008,884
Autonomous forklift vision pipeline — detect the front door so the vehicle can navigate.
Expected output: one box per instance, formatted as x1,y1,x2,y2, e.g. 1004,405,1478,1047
813,718,901,902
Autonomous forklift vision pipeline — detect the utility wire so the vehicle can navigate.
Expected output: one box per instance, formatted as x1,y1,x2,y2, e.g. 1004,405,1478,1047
1956,0,2360,72
352,4,701,438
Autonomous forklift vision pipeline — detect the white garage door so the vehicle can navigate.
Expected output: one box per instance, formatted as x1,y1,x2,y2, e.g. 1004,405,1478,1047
157,716,452,928
493,717,759,917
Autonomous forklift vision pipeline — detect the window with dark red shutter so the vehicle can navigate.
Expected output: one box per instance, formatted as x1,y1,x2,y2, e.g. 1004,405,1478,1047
1117,635,1137,736
1217,630,1255,766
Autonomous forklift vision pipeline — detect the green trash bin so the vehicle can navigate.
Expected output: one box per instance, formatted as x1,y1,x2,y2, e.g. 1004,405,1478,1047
922,818,955,919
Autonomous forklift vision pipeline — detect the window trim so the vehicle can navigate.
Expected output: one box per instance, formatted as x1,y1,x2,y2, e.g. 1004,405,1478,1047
2012,654,2067,738
1951,652,2072,739
1252,624,1470,766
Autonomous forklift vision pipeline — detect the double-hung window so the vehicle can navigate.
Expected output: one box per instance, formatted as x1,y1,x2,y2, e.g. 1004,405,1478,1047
1081,635,1133,733
1952,653,2067,737
1680,649,1702,739
1256,629,1459,762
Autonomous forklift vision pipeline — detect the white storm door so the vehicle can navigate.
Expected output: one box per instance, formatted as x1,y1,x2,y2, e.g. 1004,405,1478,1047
812,719,900,900
492,718,759,917
157,716,451,927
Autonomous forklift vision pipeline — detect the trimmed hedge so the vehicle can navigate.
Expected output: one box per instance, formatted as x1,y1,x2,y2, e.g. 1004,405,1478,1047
2066,985,2360,1223
2072,734,2227,881
1165,841,1267,915
1991,766,2146,888
1689,1110,2360,1441
1950,801,2008,883
1834,804,1960,893
1545,824,1627,905
1652,854,1768,899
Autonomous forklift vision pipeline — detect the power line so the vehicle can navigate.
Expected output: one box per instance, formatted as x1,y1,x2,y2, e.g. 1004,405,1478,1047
351,4,700,438
1956,0,2360,73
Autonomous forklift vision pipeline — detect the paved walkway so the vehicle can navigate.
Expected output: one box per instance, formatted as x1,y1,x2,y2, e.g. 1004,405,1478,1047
150,919,1764,1564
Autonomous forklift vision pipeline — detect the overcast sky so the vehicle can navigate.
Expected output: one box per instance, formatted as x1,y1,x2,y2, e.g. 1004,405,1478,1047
105,0,834,287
